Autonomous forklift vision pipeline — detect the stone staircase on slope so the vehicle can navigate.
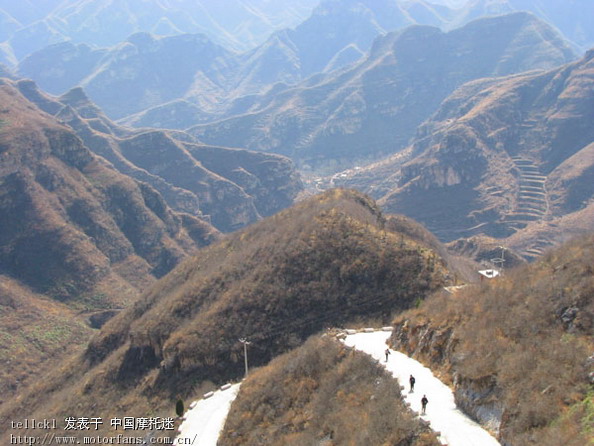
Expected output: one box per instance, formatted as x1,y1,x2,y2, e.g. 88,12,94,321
522,236,556,261
503,157,550,230
503,157,554,261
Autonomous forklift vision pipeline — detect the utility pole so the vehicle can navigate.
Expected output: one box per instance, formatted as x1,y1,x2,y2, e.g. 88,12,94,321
491,246,506,276
497,246,506,276
239,338,251,379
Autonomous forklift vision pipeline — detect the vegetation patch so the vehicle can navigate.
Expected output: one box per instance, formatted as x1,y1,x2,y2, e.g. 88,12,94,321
0,190,451,442
220,336,440,446
390,234,594,445
0,275,93,397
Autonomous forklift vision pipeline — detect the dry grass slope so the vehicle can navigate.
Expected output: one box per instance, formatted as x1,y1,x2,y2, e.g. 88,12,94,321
219,336,440,446
0,78,220,400
0,189,451,440
390,234,594,445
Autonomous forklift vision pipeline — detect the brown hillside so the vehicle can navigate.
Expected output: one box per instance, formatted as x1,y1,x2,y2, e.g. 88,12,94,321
0,189,451,440
0,78,218,398
15,81,303,233
376,49,594,259
389,234,594,445
0,78,217,303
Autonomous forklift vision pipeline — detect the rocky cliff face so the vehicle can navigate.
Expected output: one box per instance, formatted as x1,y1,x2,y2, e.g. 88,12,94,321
390,318,505,438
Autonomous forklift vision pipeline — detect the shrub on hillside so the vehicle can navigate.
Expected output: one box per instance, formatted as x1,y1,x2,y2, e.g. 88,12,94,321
390,234,594,445
219,336,440,446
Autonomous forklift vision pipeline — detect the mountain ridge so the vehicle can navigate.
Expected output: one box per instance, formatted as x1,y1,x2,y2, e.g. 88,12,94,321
13,79,303,233
188,12,575,172
0,189,451,440
372,48,594,258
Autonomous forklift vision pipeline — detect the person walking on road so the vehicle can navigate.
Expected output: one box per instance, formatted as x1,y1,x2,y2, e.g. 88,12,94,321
421,395,429,414
409,375,416,392
385,348,391,362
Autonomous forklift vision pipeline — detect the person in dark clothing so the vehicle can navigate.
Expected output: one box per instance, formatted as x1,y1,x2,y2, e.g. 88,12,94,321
385,348,391,362
409,374,416,392
421,395,429,414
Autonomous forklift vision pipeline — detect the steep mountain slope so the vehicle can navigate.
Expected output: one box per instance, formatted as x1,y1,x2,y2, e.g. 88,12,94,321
0,79,217,305
0,78,219,399
219,336,440,446
189,12,575,172
376,49,594,256
389,234,594,445
0,190,451,441
14,81,303,232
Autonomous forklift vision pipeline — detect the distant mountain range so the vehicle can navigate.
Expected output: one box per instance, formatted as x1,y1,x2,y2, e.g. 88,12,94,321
188,12,575,171
15,0,453,120
0,0,319,62
14,0,591,130
456,0,594,51
4,0,593,66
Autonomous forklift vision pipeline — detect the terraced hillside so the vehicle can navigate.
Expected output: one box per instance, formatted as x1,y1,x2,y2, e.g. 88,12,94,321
505,158,549,226
377,49,594,259
501,157,555,259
